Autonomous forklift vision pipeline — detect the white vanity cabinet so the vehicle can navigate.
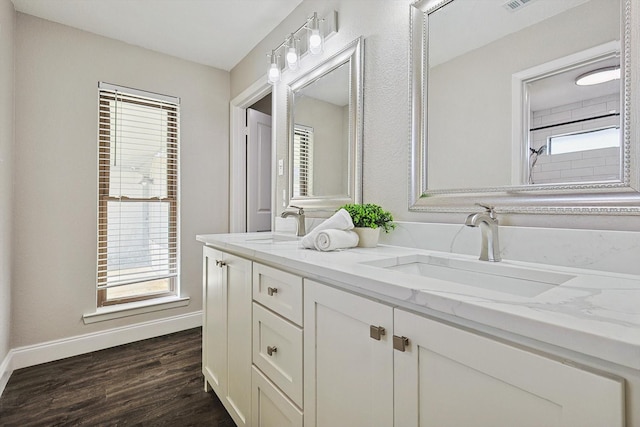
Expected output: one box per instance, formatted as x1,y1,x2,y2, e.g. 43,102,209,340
202,246,252,427
393,309,625,427
251,263,304,427
303,279,624,427
303,279,394,427
199,239,631,427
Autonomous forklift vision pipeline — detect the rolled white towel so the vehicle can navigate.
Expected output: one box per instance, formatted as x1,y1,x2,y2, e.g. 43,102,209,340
301,208,354,249
314,229,359,252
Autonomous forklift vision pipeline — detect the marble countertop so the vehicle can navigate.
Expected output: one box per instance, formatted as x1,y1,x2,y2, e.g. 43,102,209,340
196,232,640,371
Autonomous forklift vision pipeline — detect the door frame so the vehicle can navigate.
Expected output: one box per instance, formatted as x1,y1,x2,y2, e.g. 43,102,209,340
229,78,274,233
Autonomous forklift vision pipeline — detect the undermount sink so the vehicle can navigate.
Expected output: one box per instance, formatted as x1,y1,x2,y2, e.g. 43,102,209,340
245,234,300,244
362,254,575,297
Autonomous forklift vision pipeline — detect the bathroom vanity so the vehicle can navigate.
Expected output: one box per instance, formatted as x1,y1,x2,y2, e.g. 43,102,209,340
197,232,640,427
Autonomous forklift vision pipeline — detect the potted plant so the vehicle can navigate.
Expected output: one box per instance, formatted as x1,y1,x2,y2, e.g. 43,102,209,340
339,203,395,247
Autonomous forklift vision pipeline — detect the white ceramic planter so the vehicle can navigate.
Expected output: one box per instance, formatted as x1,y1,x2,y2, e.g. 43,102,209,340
354,227,381,248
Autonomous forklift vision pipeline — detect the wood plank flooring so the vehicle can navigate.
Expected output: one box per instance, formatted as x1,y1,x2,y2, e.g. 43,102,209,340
0,328,236,426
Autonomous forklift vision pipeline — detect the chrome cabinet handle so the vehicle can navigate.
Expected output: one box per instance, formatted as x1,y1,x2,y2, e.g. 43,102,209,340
267,287,278,296
215,260,226,267
267,346,278,356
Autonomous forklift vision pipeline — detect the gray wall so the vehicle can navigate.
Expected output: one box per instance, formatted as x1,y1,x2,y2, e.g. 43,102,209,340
0,0,14,368
12,13,230,348
293,97,347,196
231,0,640,231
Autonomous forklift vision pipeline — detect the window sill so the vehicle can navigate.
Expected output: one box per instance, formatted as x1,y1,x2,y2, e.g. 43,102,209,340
82,296,190,324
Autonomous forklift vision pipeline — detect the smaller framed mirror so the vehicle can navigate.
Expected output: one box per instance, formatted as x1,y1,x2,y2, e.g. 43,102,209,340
286,37,363,211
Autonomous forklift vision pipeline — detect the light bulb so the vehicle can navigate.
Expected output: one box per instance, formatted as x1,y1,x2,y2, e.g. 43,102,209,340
286,47,298,69
309,29,322,55
268,63,280,84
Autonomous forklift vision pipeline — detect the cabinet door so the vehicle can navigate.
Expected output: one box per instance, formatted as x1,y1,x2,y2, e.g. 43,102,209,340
202,246,225,393
394,309,625,427
304,279,393,427
202,247,252,427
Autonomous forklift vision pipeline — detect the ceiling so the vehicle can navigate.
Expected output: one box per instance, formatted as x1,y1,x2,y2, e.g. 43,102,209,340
11,0,303,71
429,0,591,67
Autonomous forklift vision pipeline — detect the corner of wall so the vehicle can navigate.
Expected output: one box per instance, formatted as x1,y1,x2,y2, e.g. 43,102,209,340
0,0,16,399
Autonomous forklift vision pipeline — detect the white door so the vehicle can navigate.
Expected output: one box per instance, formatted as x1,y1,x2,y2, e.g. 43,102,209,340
247,108,272,232
303,279,394,427
394,309,625,427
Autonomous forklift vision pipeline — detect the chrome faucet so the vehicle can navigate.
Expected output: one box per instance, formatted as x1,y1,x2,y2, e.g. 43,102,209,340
281,205,306,236
465,204,501,262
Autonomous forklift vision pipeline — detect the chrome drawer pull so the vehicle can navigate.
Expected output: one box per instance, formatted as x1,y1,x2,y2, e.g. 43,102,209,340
267,346,278,356
267,287,278,296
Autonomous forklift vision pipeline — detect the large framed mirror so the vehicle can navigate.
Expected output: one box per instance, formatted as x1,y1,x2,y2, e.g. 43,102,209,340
409,0,640,214
286,37,363,211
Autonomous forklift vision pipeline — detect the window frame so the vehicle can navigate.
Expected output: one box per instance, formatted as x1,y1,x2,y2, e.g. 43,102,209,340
97,82,180,307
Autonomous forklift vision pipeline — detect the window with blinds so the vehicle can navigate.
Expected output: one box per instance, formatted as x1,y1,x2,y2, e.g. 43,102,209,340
97,82,179,307
292,124,314,197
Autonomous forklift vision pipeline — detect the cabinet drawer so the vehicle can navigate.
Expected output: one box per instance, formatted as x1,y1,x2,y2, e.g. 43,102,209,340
253,263,303,326
253,302,303,407
252,366,303,427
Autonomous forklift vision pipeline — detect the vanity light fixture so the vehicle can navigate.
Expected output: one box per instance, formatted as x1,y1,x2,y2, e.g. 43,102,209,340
265,11,337,84
575,66,620,86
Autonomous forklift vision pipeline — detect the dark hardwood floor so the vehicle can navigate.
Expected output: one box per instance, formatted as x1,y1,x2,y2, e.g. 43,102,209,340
0,328,236,426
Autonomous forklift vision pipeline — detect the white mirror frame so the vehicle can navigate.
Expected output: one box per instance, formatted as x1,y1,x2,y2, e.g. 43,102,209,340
409,0,640,215
286,37,363,211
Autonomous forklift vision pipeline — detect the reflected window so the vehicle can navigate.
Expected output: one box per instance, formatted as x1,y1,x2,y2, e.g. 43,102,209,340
292,124,314,197
548,127,619,155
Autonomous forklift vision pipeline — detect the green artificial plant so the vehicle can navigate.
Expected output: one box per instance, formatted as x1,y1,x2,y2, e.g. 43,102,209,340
339,203,396,233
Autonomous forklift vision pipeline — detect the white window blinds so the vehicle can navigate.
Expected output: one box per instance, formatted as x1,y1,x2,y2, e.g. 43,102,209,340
97,82,179,306
293,124,313,197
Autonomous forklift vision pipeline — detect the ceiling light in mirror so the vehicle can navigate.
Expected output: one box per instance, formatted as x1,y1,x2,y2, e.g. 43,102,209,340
575,66,621,86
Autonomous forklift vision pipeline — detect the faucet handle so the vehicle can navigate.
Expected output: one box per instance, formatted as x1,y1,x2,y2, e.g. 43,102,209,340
475,203,497,218
287,205,304,214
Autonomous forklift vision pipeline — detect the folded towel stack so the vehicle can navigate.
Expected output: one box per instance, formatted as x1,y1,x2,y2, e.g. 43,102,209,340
301,209,359,251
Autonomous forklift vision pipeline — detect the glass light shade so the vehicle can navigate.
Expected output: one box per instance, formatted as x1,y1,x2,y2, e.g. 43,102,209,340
268,62,281,84
309,29,323,55
286,47,299,70
575,66,620,86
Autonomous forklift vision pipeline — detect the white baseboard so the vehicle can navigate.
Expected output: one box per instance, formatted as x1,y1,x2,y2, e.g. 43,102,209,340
0,310,202,398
